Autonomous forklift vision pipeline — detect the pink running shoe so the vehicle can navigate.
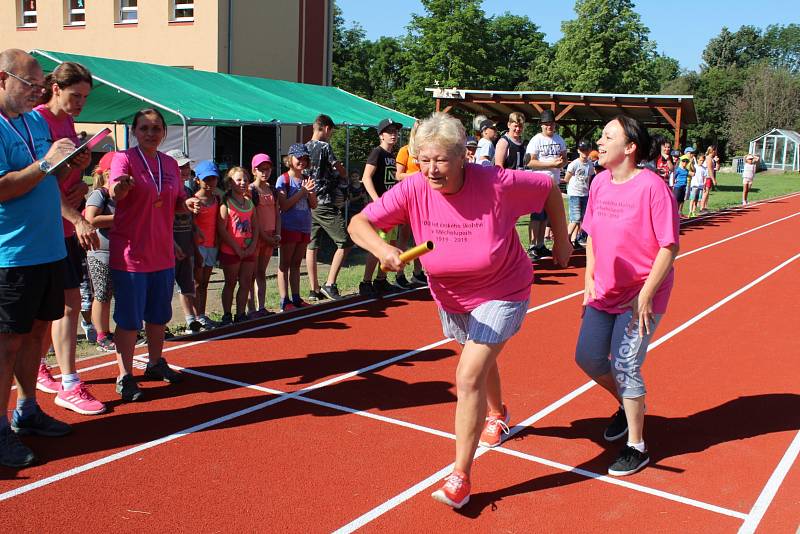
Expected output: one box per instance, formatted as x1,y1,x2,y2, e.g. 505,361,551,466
479,404,510,448
54,383,106,415
36,363,60,394
431,470,471,509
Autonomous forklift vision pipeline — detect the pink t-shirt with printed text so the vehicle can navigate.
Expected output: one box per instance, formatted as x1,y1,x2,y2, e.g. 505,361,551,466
34,104,83,237
582,168,680,314
363,164,552,313
108,148,186,272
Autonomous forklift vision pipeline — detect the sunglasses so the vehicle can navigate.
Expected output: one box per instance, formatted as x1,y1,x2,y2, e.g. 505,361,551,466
4,71,47,93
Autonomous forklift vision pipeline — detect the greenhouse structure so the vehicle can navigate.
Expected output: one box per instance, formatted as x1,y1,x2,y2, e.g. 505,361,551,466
748,129,800,171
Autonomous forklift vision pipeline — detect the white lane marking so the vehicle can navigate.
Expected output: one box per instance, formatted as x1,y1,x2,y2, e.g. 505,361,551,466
738,430,800,534
332,252,800,532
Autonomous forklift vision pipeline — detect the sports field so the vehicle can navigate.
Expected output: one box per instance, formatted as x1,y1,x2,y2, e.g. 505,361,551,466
5,191,799,533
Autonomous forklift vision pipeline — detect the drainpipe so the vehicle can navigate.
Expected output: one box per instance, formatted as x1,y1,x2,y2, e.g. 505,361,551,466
227,0,232,74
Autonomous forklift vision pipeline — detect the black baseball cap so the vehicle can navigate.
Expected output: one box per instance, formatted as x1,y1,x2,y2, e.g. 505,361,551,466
377,118,402,134
577,140,592,151
479,119,497,132
465,136,478,148
539,109,556,123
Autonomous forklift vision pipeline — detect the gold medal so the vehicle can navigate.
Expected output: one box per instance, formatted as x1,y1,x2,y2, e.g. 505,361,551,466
154,198,163,208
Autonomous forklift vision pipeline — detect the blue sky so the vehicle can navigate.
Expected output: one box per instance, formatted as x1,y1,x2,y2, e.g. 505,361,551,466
337,0,798,72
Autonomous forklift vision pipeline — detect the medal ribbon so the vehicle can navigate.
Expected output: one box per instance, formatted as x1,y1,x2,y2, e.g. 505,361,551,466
0,111,37,164
135,146,163,195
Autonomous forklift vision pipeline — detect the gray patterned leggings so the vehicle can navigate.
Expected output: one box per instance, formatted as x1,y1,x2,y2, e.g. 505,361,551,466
575,306,662,398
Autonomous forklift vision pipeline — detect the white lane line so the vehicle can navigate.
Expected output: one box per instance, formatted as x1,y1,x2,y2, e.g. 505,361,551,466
738,430,800,534
332,252,800,533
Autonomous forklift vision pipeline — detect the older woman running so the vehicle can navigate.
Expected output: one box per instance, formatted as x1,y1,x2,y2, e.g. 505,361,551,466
348,112,571,509
575,115,679,477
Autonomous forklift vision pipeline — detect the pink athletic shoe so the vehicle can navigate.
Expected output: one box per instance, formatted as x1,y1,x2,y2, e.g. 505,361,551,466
54,383,106,415
36,363,60,394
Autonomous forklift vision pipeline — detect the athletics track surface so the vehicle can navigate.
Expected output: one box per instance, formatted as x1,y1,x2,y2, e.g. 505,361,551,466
2,193,799,533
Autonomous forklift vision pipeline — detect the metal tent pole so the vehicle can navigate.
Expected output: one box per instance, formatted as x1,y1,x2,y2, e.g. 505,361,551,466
239,125,243,166
344,125,351,224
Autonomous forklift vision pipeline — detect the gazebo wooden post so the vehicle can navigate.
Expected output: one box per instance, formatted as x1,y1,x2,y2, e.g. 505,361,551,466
674,106,683,148
435,98,441,112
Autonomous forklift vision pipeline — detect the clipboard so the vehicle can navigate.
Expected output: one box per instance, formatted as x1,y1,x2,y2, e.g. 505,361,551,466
49,127,112,174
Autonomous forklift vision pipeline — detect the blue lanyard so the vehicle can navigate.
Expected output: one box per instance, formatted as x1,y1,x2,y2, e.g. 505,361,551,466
0,111,37,164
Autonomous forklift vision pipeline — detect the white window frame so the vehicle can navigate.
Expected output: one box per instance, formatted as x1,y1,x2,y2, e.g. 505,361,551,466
117,0,138,24
172,1,194,22
66,0,86,26
20,0,38,27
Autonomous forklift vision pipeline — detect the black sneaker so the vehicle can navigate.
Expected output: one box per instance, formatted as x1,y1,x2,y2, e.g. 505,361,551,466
395,274,412,289
410,272,428,286
320,284,342,300
189,320,203,334
307,290,324,302
372,278,394,295
135,332,148,347
116,374,143,402
233,313,247,323
572,240,584,250
220,313,233,325
144,357,184,384
11,406,72,437
528,246,542,261
604,406,628,442
0,425,36,468
358,281,376,297
536,245,553,259
608,445,649,476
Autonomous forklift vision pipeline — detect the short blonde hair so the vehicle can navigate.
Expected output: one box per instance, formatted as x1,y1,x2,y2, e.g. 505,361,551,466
508,112,526,125
414,112,466,159
407,120,421,158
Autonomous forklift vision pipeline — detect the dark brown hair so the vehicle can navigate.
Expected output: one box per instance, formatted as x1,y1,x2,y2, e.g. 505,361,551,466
43,61,93,102
132,108,167,132
612,114,650,164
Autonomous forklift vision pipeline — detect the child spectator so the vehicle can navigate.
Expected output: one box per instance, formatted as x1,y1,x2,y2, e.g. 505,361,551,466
192,161,221,329
347,170,368,215
276,144,317,311
465,137,478,163
166,150,202,333
494,112,527,169
564,140,595,249
360,119,400,297
394,119,426,287
249,153,280,317
475,119,498,166
84,152,117,352
688,154,706,217
673,156,691,216
700,147,718,212
218,167,260,323
742,153,760,205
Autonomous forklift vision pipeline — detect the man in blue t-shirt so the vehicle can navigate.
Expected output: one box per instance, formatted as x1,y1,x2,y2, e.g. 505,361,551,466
0,49,93,467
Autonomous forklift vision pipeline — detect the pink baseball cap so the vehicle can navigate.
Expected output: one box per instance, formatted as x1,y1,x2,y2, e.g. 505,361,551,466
251,153,272,168
96,151,115,174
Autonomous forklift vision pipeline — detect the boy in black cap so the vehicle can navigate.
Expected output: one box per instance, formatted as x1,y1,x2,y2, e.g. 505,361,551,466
525,109,567,260
360,118,401,296
475,119,497,166
563,140,595,249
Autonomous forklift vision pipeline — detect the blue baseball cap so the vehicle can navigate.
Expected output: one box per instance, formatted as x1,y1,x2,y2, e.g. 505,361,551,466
194,160,219,180
287,143,310,158
684,147,696,154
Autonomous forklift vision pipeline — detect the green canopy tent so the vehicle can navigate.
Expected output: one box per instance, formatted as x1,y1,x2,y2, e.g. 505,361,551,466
31,49,415,166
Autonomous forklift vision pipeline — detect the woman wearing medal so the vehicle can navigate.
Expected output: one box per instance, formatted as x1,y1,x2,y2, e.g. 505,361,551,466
108,108,200,402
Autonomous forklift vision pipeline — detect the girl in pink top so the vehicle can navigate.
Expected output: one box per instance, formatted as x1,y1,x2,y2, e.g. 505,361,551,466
191,164,220,329
349,113,571,509
249,153,280,317
218,166,259,323
576,116,680,478
109,108,201,402
33,61,105,415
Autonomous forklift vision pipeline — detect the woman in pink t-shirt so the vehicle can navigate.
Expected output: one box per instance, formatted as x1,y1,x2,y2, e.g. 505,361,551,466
349,113,571,509
109,108,201,402
577,116,680,478
33,61,106,415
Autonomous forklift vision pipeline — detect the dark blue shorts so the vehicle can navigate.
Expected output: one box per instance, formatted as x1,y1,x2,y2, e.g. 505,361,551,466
530,210,548,222
112,268,175,330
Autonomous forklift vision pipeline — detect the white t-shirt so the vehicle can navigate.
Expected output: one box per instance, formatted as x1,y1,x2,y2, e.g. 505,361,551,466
475,138,495,167
743,162,756,180
526,133,567,182
691,164,706,188
565,158,594,197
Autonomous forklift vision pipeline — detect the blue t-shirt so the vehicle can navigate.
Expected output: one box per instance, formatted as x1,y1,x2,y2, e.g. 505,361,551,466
276,172,311,233
673,166,689,188
0,111,65,267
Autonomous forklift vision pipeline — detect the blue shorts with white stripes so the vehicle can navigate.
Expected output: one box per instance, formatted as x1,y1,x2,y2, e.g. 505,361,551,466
438,299,529,346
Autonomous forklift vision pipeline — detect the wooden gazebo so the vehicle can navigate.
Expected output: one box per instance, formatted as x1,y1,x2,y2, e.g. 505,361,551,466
428,87,697,146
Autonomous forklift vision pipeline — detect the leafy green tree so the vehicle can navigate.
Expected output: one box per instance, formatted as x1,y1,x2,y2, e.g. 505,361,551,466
763,24,800,73
702,25,768,69
331,4,371,97
484,13,550,91
725,64,800,153
363,36,407,109
541,0,659,93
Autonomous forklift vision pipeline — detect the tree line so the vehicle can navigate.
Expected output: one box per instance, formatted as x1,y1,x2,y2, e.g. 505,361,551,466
332,0,800,162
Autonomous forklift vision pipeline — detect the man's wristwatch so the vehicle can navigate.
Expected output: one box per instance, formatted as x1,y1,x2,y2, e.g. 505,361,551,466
38,159,53,174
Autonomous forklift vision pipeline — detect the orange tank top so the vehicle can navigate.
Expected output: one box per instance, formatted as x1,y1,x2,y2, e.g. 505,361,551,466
194,195,219,248
220,195,255,255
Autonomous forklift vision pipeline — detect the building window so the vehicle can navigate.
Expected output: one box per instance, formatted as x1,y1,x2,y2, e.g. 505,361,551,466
171,1,194,22
20,0,38,27
66,0,85,26
117,0,137,23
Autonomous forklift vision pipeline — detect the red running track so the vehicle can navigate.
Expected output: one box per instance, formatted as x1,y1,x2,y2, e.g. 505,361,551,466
2,194,799,533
